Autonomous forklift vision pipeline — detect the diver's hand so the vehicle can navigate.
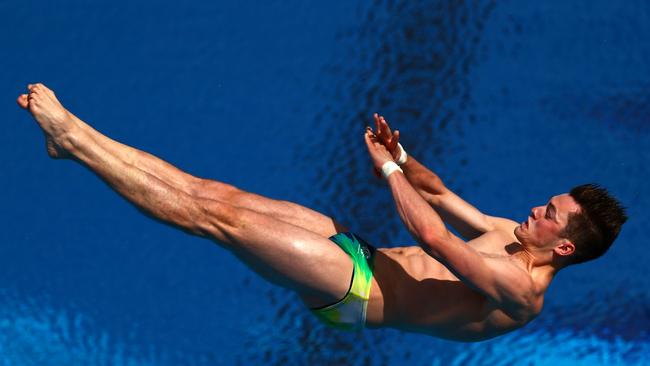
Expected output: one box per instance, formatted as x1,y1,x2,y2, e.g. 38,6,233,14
373,113,401,160
364,127,395,177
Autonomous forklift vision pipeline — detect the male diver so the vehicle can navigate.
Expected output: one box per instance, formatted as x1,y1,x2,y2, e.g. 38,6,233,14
17,83,627,341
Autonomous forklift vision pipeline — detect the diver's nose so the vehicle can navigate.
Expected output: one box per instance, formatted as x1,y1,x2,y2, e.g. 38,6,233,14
530,207,538,219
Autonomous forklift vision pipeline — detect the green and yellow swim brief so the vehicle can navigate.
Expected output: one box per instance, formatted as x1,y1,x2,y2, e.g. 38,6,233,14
309,232,376,331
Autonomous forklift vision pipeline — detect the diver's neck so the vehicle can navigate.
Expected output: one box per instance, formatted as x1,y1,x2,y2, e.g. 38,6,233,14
513,247,558,280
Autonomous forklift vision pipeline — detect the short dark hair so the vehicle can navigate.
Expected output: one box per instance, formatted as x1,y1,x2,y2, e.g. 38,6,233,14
561,184,627,265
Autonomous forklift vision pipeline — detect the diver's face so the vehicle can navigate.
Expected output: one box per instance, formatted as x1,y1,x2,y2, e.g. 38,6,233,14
514,194,581,249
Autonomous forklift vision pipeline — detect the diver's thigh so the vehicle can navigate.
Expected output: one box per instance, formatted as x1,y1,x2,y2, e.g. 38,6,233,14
198,179,348,237
205,201,353,303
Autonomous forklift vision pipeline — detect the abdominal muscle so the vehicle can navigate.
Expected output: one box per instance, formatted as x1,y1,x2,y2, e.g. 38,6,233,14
365,245,519,341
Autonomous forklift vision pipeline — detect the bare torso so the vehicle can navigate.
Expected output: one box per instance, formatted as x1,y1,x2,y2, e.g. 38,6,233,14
364,228,547,341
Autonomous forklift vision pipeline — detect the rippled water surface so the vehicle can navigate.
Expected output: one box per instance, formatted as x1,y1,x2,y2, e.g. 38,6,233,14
2,0,649,364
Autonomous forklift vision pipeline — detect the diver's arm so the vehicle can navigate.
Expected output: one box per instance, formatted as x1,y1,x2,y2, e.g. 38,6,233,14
385,170,534,314
401,156,517,239
385,166,449,244
365,127,531,313
373,114,516,239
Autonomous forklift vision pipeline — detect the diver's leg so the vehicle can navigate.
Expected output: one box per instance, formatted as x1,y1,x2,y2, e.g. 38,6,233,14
195,180,349,238
62,99,347,238
64,111,200,195
198,199,354,303
70,136,354,302
18,84,353,305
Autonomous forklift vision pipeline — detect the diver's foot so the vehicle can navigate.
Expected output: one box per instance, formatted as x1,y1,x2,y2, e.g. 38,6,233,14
17,83,77,159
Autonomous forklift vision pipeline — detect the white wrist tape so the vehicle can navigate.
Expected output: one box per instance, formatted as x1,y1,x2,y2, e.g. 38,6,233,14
396,143,408,165
381,161,403,179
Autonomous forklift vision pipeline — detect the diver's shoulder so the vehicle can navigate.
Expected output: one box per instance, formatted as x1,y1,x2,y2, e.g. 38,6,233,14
513,276,547,322
518,293,545,324
501,286,544,324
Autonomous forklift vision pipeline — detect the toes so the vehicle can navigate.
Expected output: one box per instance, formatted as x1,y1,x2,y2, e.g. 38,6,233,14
16,94,29,109
35,83,49,92
28,83,44,92
28,83,56,99
27,85,39,97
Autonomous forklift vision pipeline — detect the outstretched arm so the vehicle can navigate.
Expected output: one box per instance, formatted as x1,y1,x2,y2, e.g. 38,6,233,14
372,114,517,239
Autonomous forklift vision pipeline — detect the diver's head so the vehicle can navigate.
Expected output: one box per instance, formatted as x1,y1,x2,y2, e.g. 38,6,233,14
514,184,627,267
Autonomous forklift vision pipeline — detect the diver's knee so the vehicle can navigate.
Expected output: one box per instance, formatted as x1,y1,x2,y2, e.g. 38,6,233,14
197,198,243,239
192,178,241,200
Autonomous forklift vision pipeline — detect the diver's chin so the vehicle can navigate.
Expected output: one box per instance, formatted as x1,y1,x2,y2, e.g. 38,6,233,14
513,225,526,244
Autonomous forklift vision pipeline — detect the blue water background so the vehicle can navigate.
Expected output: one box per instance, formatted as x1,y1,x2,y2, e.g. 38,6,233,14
1,0,649,364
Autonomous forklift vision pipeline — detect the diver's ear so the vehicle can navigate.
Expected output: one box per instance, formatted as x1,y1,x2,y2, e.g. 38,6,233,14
553,239,575,257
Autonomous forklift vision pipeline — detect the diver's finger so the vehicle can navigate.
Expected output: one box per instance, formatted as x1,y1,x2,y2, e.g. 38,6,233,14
390,130,400,151
380,117,392,139
375,113,382,137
